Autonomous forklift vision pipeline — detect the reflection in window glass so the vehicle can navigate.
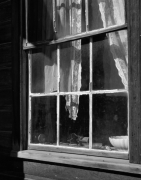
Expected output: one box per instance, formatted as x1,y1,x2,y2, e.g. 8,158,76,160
28,0,54,42
60,38,89,92
31,96,57,145
55,0,86,39
27,0,126,42
28,0,86,42
60,95,89,148
31,45,57,93
88,0,126,31
27,0,128,154
92,93,128,151
92,30,128,90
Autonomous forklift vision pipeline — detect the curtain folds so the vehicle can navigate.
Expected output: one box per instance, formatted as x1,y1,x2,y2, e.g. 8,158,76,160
65,0,82,120
44,0,127,120
97,0,128,89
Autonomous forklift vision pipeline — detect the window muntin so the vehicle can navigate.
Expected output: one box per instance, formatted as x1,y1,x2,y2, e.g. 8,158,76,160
27,0,126,43
26,0,128,157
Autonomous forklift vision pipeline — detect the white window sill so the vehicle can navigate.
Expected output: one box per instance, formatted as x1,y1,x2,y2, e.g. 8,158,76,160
9,150,141,175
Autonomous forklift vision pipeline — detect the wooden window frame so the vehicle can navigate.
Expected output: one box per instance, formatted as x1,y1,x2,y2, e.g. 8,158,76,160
11,0,141,171
25,0,128,159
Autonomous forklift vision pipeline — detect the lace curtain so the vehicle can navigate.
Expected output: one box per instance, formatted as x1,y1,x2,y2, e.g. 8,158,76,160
57,0,82,120
97,0,128,89
44,0,127,120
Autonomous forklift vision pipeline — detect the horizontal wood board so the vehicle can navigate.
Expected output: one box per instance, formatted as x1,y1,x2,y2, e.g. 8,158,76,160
0,155,141,180
0,0,11,23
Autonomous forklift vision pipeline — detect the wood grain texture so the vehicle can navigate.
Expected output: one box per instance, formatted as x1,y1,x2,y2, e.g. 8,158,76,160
0,131,12,151
0,22,11,44
0,0,10,4
0,66,12,90
0,90,12,130
25,174,54,180
10,150,141,176
20,50,28,150
0,89,12,106
23,162,141,180
11,0,23,151
0,0,11,23
0,105,12,131
0,44,11,64
0,0,12,150
127,0,141,164
28,145,128,160
0,156,141,180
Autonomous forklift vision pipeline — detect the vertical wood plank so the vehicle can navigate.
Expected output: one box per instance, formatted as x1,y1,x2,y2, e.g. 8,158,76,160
20,0,27,150
69,0,72,35
37,0,43,41
57,44,60,146
89,37,92,149
53,0,56,34
12,0,23,151
0,23,11,44
20,49,27,150
25,0,28,45
28,51,32,147
127,0,141,164
0,1,11,23
85,0,88,32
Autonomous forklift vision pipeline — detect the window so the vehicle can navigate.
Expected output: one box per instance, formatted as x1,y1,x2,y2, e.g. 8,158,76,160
24,0,128,158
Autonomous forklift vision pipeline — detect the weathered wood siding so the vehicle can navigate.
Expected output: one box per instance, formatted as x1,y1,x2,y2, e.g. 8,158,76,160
0,0,140,180
0,0,12,153
0,157,141,180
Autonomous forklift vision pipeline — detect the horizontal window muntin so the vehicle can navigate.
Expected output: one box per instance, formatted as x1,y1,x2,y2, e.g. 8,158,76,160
26,0,127,43
23,24,127,50
27,27,128,158
29,90,127,97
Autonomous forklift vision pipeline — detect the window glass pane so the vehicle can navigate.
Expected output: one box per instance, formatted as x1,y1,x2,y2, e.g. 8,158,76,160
31,96,57,145
88,0,126,31
31,45,57,93
92,93,128,151
60,38,89,92
28,0,54,42
27,0,126,42
60,95,89,148
92,30,128,90
55,0,86,39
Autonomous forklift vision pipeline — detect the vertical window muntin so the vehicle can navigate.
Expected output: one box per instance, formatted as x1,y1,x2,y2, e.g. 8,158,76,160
26,0,128,157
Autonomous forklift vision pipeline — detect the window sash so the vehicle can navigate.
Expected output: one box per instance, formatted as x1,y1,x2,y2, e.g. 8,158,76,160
27,35,129,159
23,24,127,50
11,0,141,165
24,0,127,49
25,0,129,160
